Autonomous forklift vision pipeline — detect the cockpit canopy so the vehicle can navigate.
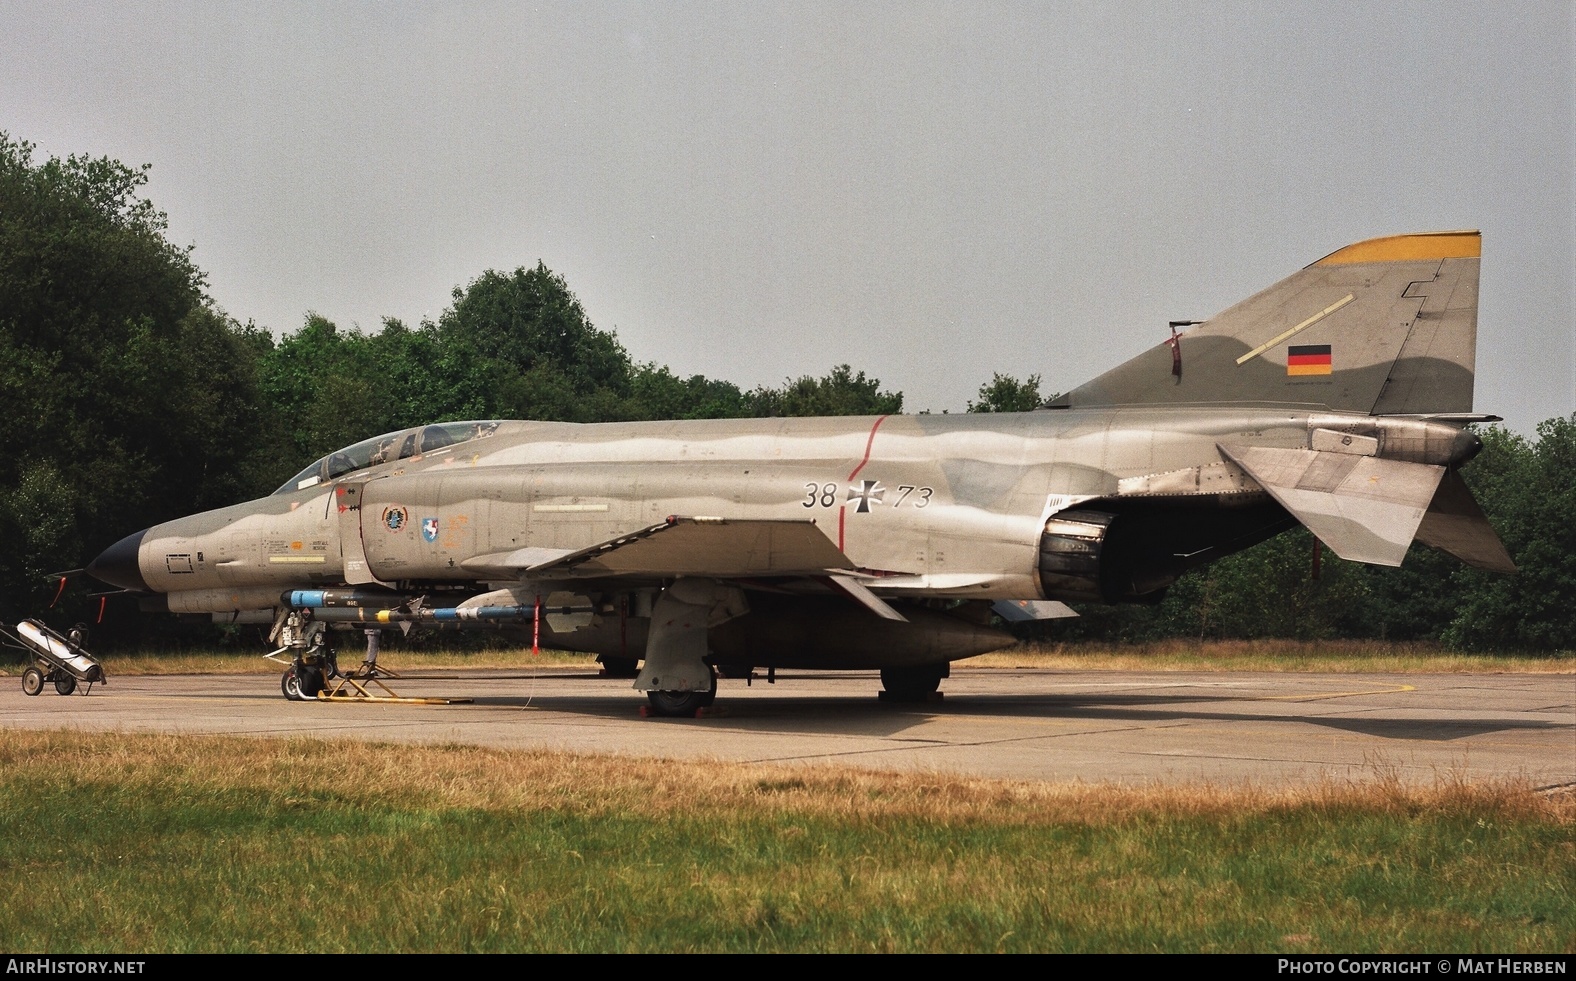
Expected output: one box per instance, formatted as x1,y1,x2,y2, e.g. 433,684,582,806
273,421,502,495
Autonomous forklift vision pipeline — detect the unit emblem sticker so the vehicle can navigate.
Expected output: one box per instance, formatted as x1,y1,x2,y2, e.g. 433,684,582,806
422,517,439,542
381,506,409,533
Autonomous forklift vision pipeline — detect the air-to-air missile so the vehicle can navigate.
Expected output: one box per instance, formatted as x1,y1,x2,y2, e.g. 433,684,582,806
86,232,1513,714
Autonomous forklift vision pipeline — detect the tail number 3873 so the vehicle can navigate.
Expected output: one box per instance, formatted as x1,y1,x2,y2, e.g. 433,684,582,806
802,481,931,510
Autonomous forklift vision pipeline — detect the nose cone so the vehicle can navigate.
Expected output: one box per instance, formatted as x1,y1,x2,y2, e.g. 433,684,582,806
87,528,149,591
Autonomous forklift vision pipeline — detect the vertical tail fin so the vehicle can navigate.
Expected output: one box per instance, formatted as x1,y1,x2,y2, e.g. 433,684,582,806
1052,231,1481,415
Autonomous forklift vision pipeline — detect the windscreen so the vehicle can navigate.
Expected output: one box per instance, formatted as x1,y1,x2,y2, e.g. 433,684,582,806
273,421,501,494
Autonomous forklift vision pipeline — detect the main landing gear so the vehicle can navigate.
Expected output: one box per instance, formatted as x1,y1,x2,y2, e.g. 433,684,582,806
644,667,718,717
878,663,949,703
636,578,735,718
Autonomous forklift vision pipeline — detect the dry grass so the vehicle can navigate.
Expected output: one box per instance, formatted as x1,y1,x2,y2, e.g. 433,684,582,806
3,729,1570,826
3,730,1571,952
967,638,1575,674
2,638,1568,677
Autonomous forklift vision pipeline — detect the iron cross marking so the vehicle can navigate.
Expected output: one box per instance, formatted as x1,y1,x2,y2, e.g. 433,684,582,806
847,479,885,513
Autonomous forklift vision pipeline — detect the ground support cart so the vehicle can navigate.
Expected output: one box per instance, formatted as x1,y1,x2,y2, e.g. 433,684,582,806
4,619,106,696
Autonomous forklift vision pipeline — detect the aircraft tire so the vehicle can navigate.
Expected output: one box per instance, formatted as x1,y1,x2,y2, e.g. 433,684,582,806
299,665,326,698
645,671,718,717
282,663,326,701
54,674,76,696
879,664,946,702
21,667,43,697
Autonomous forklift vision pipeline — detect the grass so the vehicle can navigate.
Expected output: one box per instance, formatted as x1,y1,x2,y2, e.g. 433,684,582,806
0,730,1571,953
1,638,1567,676
969,639,1575,674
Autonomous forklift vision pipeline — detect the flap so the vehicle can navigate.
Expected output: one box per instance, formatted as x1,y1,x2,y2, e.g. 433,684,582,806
1219,444,1444,567
467,516,853,580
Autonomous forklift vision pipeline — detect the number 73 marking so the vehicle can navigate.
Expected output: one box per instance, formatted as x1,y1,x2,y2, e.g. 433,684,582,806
802,481,932,510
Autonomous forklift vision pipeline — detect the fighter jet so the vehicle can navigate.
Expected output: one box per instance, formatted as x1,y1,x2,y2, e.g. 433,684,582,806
86,231,1514,714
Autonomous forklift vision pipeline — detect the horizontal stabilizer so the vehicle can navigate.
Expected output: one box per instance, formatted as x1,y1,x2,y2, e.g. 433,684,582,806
1219,444,1444,567
1414,469,1517,573
467,517,854,580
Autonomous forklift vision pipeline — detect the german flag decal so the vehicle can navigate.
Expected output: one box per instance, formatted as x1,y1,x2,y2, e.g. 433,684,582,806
1287,344,1332,376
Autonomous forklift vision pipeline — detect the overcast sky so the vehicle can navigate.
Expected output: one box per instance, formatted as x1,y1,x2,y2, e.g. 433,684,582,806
3,1,1570,432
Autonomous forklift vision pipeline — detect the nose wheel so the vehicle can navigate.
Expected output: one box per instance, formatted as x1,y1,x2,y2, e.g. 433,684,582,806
281,662,326,701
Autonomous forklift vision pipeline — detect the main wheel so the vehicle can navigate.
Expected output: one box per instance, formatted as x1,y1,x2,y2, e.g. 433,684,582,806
21,667,43,696
54,674,77,696
646,670,718,717
879,664,947,702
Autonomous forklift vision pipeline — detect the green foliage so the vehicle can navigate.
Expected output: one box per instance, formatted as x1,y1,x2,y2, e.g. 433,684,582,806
3,734,1570,952
433,264,633,423
0,133,270,618
1048,528,1374,643
626,364,750,421
747,364,902,417
256,266,900,488
967,372,1046,413
5,131,1569,652
1441,419,1576,650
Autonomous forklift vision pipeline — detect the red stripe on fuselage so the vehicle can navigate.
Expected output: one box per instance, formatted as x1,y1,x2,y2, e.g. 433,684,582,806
848,415,890,481
839,415,890,551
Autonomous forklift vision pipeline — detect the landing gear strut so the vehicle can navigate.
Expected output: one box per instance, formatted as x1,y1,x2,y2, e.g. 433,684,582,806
269,610,335,702
636,578,741,717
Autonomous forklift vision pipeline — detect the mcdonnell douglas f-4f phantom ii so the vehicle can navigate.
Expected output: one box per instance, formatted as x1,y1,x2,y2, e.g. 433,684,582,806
86,231,1514,714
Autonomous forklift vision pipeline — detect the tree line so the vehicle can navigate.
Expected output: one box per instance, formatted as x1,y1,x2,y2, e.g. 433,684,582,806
2,133,1570,651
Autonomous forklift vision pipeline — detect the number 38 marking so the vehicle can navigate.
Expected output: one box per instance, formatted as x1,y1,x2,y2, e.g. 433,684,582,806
802,482,839,508
802,482,932,508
